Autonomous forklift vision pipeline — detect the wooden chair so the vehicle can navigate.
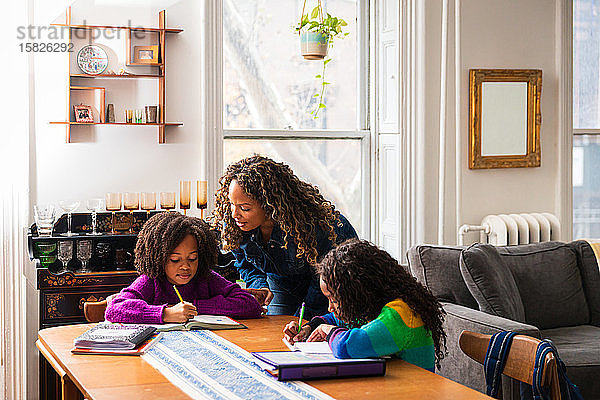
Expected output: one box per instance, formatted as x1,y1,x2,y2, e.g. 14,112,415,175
459,330,561,400
83,300,108,323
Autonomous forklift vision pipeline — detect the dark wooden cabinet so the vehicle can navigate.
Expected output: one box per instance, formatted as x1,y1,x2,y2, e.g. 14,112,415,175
37,269,138,329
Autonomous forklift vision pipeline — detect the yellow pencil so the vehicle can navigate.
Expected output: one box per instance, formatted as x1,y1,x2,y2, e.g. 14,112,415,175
173,285,184,303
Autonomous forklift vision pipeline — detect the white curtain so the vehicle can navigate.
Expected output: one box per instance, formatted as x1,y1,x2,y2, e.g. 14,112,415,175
0,0,42,397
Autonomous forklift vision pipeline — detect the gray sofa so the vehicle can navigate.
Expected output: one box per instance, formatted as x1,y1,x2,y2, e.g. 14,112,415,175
407,241,600,400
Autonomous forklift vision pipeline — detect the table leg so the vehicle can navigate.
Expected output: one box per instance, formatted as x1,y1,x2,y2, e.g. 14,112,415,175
61,374,80,400
37,339,83,400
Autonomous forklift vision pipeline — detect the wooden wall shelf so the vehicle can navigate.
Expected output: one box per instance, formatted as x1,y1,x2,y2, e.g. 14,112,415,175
50,122,183,126
70,74,162,79
54,7,182,144
50,23,182,34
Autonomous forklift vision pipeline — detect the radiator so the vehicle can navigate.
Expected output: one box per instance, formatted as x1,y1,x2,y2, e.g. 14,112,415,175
458,213,561,246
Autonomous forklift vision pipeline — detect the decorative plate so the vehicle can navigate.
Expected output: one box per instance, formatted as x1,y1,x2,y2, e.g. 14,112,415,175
77,45,108,75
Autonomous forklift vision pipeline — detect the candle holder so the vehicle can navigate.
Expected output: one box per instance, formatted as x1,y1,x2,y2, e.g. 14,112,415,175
197,180,207,219
180,181,191,215
141,192,156,219
160,192,176,211
123,192,139,233
105,192,122,234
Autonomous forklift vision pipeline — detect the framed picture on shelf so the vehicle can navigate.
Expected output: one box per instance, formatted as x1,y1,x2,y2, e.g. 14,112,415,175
74,104,94,123
133,45,159,64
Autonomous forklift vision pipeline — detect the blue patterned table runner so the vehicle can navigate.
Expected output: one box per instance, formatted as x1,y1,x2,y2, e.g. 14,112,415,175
143,330,335,400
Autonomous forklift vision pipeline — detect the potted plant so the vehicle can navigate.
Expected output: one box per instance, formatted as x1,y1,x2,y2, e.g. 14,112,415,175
296,1,348,118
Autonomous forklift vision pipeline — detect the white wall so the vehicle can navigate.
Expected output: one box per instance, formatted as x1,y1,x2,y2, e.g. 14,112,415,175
32,0,206,212
421,0,565,245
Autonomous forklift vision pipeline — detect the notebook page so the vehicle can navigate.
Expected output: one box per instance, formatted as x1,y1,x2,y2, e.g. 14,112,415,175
192,315,239,325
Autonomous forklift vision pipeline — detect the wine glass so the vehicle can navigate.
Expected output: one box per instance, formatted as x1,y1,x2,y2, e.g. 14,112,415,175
124,192,139,233
105,192,122,234
58,200,80,237
76,240,92,273
141,192,156,219
160,192,176,210
86,199,104,235
180,181,191,215
197,180,207,219
57,240,73,274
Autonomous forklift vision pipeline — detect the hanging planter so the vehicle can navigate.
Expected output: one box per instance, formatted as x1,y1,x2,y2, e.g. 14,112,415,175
295,0,348,118
300,31,328,60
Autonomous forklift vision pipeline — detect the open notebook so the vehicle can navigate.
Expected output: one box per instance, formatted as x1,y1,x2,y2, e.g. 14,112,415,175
149,315,246,332
282,338,333,354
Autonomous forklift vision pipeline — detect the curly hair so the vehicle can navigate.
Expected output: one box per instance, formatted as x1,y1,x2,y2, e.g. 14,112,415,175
213,155,341,265
134,212,219,280
316,239,447,368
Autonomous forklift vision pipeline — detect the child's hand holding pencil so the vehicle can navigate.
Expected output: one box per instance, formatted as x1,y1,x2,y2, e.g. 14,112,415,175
162,285,198,323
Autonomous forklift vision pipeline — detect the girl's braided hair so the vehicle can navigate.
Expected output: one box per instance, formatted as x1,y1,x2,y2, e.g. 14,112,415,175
317,239,447,368
213,155,341,265
134,212,218,279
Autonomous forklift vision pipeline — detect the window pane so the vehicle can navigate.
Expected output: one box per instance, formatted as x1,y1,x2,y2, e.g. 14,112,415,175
223,0,357,130
574,0,600,129
223,139,362,234
573,135,600,238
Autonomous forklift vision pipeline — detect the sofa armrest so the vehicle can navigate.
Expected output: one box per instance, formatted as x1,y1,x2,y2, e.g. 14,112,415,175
439,303,541,400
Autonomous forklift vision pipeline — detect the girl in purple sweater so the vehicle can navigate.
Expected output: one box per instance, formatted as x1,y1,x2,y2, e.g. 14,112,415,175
105,212,262,324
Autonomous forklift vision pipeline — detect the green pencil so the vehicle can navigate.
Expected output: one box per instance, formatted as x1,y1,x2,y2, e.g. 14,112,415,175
298,302,306,327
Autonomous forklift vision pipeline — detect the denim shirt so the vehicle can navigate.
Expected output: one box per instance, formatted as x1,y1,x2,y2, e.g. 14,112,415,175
231,214,358,291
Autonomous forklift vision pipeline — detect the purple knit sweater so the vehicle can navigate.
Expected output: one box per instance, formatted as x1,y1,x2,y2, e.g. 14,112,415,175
105,271,262,324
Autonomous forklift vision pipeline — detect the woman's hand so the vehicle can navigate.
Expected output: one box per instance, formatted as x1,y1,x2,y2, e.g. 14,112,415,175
283,320,312,344
307,324,335,342
162,301,198,323
244,288,273,306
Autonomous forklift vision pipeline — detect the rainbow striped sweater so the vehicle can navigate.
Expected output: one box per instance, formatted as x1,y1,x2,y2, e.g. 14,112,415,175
308,299,435,372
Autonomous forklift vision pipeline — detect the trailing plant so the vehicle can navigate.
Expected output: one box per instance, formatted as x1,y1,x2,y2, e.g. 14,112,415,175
296,4,348,119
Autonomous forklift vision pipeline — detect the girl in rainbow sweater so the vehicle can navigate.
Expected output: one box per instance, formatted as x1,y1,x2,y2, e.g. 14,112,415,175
283,239,447,372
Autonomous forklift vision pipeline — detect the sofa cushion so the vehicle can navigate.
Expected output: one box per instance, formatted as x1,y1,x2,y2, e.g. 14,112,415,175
459,244,526,322
541,325,600,400
407,245,478,309
496,242,589,330
567,240,600,327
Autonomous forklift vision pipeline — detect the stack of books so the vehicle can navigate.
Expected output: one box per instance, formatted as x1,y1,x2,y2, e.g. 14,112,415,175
72,323,161,356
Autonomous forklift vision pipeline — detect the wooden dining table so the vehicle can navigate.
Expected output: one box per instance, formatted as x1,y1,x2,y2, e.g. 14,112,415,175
37,315,491,399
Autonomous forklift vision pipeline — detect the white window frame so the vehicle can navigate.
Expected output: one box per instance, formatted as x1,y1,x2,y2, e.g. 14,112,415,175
204,0,373,239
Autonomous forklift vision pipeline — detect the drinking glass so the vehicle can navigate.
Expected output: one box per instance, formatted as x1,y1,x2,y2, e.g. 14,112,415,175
160,192,176,210
85,199,104,235
141,192,156,218
34,204,56,237
180,181,191,215
58,200,80,237
36,242,57,268
197,180,207,219
76,240,93,273
57,240,73,274
124,192,139,233
105,192,122,234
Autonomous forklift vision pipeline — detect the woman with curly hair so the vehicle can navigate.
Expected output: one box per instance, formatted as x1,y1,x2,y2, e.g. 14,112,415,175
283,239,447,371
213,155,358,319
105,212,262,323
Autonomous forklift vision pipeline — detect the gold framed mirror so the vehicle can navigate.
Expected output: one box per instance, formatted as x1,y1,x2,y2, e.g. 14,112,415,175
469,69,542,169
